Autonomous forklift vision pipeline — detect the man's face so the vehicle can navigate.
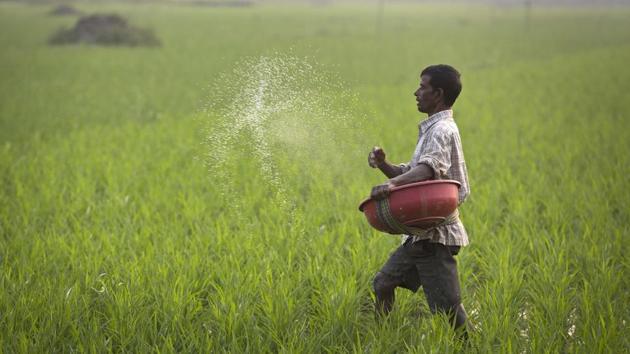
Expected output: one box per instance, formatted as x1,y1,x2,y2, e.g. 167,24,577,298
414,75,438,113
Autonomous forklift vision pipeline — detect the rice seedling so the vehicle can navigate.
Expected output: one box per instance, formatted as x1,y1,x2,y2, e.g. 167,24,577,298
1,1,628,352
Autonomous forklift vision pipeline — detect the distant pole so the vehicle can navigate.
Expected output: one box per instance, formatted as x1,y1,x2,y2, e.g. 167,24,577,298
377,0,384,35
525,0,532,29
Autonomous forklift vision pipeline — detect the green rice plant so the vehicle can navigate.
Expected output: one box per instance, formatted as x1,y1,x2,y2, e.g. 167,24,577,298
1,1,629,352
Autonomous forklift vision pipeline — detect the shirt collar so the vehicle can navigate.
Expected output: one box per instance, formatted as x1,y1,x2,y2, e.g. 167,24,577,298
419,109,453,133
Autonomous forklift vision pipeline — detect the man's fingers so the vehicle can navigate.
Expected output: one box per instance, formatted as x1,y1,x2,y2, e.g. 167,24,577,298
370,187,379,199
370,184,391,200
369,146,386,168
372,146,385,161
368,151,377,168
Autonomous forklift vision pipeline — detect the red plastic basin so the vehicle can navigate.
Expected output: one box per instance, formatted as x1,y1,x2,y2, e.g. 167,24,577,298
358,180,461,234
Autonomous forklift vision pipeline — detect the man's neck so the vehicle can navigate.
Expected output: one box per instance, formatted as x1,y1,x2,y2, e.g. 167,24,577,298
426,104,451,117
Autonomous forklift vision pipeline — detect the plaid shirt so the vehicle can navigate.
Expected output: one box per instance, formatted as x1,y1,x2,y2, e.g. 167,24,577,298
399,109,470,246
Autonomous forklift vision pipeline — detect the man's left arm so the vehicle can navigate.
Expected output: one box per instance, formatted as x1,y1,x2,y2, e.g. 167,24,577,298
389,163,434,186
371,129,452,200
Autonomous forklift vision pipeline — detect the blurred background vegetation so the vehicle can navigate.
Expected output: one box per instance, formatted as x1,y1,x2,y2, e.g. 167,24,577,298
1,0,629,352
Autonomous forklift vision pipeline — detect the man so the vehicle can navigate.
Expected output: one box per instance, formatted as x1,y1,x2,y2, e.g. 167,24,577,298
368,64,471,336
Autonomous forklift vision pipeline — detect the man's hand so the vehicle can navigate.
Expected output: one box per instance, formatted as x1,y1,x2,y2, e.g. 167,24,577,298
371,181,395,200
368,146,386,168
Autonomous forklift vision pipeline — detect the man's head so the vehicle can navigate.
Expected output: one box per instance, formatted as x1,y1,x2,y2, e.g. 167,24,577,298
414,64,462,114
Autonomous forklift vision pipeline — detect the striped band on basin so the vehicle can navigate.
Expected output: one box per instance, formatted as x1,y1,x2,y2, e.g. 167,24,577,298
374,197,459,236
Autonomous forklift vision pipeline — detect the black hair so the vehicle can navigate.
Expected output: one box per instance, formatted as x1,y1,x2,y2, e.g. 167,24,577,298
421,64,462,107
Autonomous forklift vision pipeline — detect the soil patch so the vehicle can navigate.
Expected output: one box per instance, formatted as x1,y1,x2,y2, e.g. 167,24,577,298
49,14,160,47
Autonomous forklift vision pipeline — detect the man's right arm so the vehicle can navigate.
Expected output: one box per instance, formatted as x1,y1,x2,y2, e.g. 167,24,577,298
376,161,405,179
368,146,406,178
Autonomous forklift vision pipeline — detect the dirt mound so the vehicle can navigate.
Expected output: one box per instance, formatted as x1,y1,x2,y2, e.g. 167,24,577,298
48,4,82,16
49,14,160,47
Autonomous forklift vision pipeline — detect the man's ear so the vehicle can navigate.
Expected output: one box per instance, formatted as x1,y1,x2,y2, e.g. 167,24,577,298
435,88,444,102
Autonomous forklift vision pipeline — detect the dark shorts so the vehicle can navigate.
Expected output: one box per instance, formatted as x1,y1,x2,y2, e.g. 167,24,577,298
378,239,463,312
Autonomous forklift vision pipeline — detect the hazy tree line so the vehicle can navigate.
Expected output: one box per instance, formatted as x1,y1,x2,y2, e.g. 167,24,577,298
2,0,629,6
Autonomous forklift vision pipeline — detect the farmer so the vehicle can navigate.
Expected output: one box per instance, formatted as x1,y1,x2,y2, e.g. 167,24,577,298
368,64,471,336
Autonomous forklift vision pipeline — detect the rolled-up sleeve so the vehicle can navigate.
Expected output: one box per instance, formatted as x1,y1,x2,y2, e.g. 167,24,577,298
398,163,411,174
415,128,452,179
